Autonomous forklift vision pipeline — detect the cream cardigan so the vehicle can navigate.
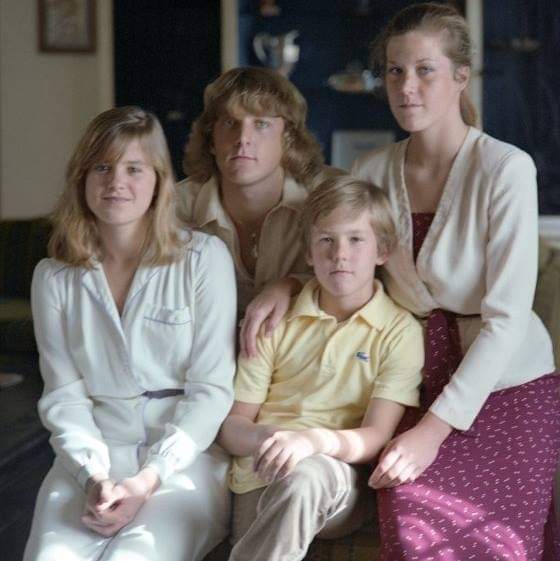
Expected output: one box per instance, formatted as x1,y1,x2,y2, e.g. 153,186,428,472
352,127,555,430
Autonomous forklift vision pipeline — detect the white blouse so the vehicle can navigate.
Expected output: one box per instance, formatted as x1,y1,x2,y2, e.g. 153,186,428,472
352,127,555,430
31,231,237,485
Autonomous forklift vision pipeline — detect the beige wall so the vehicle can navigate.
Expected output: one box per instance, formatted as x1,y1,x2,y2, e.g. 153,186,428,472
0,0,114,219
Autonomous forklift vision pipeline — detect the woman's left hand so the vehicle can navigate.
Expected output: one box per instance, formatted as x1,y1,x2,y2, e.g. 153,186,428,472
369,412,453,489
81,468,160,537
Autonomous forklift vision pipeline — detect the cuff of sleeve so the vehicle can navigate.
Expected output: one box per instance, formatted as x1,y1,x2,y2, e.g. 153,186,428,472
76,462,110,490
142,455,175,483
142,432,199,482
233,389,267,404
429,395,474,431
371,387,420,408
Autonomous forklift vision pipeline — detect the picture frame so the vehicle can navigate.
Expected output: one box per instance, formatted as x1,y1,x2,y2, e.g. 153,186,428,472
38,0,96,53
331,130,396,171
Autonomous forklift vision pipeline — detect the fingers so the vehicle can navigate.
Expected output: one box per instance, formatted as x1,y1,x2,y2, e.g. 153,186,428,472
254,438,293,482
369,447,423,489
263,300,289,338
81,512,126,537
90,483,126,516
95,480,122,511
240,307,268,358
385,463,419,488
369,447,400,486
370,454,410,489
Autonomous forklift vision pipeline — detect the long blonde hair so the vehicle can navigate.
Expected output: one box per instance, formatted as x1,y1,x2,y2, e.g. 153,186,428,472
183,67,324,186
49,106,183,267
372,2,478,127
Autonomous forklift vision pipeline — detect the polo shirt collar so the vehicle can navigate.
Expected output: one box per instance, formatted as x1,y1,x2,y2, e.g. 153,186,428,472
287,278,393,330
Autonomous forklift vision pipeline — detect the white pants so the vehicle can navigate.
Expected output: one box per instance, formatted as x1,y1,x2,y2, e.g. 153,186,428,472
23,444,231,561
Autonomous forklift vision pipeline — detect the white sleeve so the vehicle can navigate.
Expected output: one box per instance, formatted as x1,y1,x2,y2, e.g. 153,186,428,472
430,152,540,430
32,260,111,488
142,236,237,480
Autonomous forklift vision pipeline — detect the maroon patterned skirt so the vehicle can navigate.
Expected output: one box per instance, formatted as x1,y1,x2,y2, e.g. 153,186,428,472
378,374,560,561
377,213,560,560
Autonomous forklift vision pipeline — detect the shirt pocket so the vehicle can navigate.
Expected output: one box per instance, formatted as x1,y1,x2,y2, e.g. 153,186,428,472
143,305,192,326
141,305,193,373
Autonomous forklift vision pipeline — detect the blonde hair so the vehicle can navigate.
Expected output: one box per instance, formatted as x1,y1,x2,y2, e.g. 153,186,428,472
372,2,478,127
183,67,324,185
49,106,183,267
300,174,397,258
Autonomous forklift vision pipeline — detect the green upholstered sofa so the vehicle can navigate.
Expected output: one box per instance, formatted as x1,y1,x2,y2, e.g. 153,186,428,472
1,217,559,561
0,218,51,356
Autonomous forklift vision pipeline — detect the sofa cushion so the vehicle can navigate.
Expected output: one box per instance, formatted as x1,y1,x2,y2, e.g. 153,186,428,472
0,218,50,300
534,240,560,365
0,299,35,354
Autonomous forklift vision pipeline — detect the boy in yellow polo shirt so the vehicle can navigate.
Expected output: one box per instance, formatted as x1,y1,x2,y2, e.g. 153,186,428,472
218,174,423,561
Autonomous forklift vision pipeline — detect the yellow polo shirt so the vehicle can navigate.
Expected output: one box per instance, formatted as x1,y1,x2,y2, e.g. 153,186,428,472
230,278,424,493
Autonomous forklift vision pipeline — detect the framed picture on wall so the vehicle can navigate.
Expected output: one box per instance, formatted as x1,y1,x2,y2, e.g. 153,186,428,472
331,130,396,171
38,0,96,53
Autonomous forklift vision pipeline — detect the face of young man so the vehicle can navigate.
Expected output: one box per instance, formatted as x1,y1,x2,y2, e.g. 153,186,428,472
211,104,285,192
308,206,387,320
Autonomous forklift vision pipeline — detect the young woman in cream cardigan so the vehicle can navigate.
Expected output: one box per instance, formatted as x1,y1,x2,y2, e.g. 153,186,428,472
245,4,560,560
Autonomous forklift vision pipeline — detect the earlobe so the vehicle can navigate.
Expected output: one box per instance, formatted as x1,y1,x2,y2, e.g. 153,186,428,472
376,252,389,266
455,65,470,90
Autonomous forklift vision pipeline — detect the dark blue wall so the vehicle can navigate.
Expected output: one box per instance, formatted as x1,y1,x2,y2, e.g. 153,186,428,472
483,0,560,214
238,0,417,161
240,0,560,214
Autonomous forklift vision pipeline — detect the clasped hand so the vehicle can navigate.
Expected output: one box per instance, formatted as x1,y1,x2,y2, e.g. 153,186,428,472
253,430,317,482
369,418,449,489
81,469,159,537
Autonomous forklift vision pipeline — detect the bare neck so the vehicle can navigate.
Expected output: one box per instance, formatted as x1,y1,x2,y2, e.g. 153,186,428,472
221,169,285,225
97,220,148,266
406,118,470,173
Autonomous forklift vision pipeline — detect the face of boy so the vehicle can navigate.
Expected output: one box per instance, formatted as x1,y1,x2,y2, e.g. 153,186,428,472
308,206,387,318
211,105,285,191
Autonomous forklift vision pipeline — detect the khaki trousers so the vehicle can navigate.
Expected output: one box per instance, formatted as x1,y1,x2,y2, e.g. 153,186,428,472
229,455,371,561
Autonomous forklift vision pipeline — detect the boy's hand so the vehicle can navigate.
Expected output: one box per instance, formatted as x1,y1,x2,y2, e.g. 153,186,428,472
255,423,281,449
368,412,452,489
253,430,317,482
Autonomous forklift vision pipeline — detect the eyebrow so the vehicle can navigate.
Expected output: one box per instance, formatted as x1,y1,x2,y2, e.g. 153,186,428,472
387,57,437,64
316,228,369,235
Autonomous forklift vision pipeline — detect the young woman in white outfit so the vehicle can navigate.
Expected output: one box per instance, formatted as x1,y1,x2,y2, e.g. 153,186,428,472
24,106,237,561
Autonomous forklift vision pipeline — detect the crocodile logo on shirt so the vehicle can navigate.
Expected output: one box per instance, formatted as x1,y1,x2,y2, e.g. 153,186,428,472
356,352,369,363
